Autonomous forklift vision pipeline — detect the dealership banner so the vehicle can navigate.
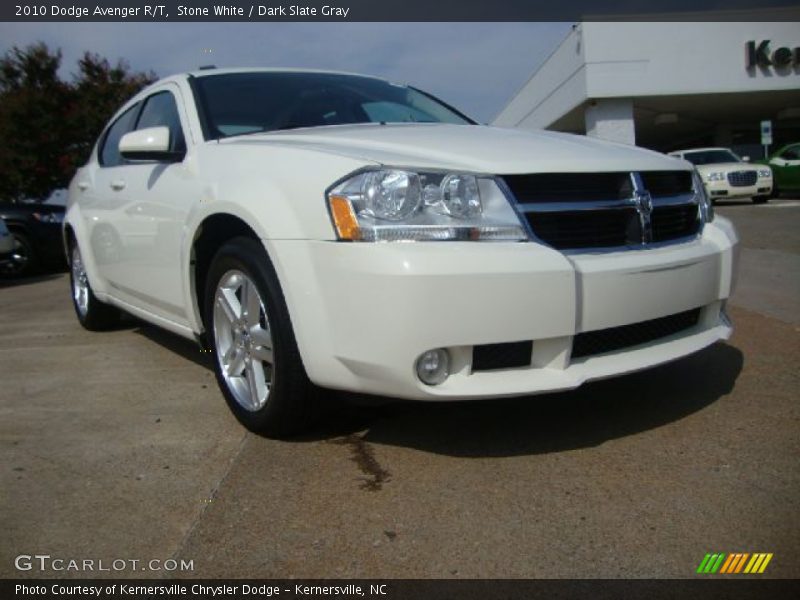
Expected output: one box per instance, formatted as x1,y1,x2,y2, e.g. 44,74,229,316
2,0,799,21
3,579,800,600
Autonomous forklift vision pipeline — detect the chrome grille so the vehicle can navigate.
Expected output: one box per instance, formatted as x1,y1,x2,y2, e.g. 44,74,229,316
503,171,700,250
727,171,757,187
652,204,701,243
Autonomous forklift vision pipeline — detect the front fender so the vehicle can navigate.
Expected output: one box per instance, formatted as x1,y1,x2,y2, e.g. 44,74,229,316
181,145,371,333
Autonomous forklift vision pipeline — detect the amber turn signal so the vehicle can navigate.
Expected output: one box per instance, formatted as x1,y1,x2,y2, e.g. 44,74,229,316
328,195,361,240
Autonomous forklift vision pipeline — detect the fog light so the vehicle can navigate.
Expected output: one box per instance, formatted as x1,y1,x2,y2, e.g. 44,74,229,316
416,349,450,385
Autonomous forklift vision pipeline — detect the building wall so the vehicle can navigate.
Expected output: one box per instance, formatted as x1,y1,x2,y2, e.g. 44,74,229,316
492,26,586,130
493,20,800,135
582,22,800,99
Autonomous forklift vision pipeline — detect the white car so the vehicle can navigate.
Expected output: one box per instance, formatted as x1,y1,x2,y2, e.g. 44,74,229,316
65,68,739,435
669,147,773,204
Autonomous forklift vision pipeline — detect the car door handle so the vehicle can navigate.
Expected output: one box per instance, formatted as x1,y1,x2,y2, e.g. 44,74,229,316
77,181,90,191
110,180,126,191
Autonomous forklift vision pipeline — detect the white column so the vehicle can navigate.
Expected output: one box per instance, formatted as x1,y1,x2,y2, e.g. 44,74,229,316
584,98,636,145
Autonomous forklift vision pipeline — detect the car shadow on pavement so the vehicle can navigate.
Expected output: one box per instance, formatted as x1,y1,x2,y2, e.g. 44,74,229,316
132,323,214,370
129,319,744,458
302,342,744,458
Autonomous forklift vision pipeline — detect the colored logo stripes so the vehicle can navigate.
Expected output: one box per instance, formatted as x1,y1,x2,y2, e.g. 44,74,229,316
697,553,773,574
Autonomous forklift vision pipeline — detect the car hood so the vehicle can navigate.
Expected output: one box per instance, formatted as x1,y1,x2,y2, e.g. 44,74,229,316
694,162,757,173
221,123,688,174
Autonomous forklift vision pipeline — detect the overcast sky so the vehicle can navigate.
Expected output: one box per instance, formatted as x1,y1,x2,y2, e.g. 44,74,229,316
0,22,572,123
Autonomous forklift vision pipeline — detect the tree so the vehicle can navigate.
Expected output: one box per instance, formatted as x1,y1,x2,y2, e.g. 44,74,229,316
70,53,156,170
0,43,155,202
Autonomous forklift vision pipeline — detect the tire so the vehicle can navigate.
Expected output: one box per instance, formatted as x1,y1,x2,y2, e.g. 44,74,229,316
752,195,769,204
769,183,779,199
2,230,38,277
69,242,121,330
204,236,318,436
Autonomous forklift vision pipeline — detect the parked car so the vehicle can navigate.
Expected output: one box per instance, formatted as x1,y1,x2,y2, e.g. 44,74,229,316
668,147,772,204
65,68,739,435
0,192,67,277
0,218,14,268
757,142,800,198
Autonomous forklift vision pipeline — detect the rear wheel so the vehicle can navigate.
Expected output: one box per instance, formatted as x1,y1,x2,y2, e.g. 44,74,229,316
205,237,317,436
69,243,121,330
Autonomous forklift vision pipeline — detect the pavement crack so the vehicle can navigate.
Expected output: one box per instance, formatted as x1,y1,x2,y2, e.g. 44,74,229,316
166,431,249,574
331,434,391,492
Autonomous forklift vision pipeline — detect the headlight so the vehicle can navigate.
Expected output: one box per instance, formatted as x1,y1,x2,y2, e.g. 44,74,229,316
758,168,772,179
705,172,726,182
693,170,714,223
327,168,527,242
32,211,63,223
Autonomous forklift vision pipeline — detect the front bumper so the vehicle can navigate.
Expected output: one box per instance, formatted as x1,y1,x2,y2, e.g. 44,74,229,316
267,217,739,401
705,179,772,199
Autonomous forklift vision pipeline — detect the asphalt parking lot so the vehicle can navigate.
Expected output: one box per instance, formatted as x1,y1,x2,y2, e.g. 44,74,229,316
1,199,798,579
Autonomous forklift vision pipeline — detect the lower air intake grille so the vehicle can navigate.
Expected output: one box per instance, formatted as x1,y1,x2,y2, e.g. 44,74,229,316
472,341,533,372
571,308,702,359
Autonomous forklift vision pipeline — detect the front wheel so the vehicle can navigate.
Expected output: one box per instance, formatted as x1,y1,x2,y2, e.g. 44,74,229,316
204,237,318,436
752,195,769,204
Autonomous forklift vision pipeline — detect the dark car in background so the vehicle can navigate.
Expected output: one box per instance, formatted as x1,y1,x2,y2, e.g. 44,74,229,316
0,190,67,277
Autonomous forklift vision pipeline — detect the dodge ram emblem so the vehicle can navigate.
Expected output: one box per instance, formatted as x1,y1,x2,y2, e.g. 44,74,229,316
634,190,654,243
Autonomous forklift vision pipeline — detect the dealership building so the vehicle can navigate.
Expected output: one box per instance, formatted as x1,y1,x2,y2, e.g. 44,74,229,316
493,20,800,157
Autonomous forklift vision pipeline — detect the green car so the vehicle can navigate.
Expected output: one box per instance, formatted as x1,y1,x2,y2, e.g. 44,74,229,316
758,143,800,197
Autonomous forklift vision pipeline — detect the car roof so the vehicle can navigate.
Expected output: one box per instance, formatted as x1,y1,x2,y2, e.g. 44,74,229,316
670,147,733,154
184,66,389,81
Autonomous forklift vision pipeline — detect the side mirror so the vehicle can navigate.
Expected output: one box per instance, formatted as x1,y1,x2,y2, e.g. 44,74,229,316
741,155,751,162
119,127,183,162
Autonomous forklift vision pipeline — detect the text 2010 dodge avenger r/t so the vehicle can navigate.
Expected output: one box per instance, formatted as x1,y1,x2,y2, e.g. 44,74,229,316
64,68,739,435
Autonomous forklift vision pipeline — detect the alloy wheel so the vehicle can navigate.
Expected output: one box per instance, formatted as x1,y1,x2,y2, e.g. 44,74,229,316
71,246,90,317
212,270,274,412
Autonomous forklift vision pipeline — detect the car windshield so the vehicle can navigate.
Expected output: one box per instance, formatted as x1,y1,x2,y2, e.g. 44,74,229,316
193,71,474,139
682,149,741,165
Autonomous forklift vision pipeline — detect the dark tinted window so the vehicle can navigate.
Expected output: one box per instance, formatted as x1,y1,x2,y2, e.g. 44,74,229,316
99,104,140,167
137,91,186,154
194,72,473,139
780,145,800,160
682,149,741,166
